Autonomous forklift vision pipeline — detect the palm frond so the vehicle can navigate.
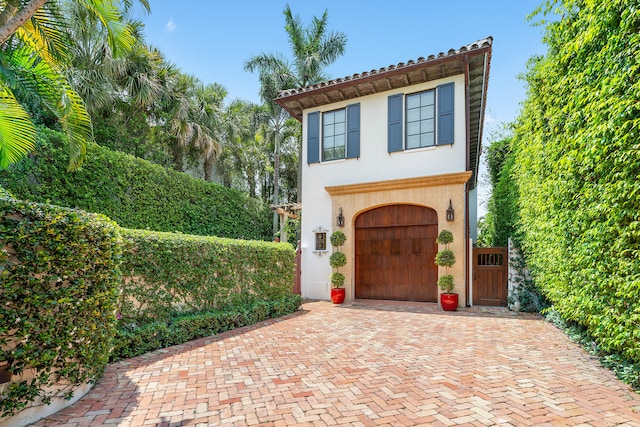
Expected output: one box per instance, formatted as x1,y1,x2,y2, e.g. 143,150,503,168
116,43,161,108
283,5,306,75
6,45,92,169
0,0,141,169
59,78,92,170
244,52,289,74
15,4,68,67
319,31,347,67
78,0,135,56
309,9,329,48
0,83,36,168
121,0,151,15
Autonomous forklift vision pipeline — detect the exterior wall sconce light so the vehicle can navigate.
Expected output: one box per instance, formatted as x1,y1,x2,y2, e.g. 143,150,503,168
446,200,455,222
336,207,345,227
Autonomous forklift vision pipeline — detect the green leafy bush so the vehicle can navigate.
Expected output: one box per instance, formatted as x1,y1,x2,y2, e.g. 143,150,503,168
0,186,13,199
479,137,520,247
435,249,456,268
435,230,456,294
329,230,346,247
437,274,455,293
118,228,297,324
436,230,453,245
110,295,302,360
0,127,271,240
0,129,304,417
0,197,123,416
329,251,347,269
329,231,347,289
330,272,345,288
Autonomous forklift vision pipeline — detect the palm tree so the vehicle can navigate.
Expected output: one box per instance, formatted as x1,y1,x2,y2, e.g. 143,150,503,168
0,0,145,169
245,5,347,90
217,99,270,197
164,73,223,180
249,70,295,234
245,4,347,234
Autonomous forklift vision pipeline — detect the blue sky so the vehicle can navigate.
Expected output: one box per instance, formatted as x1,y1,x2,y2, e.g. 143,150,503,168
139,1,549,212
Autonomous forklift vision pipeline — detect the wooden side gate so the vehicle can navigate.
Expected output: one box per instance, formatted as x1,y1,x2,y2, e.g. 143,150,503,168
293,241,301,295
473,247,508,306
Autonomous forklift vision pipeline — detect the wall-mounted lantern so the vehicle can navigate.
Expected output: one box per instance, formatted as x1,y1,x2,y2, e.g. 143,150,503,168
446,199,455,222
336,208,345,227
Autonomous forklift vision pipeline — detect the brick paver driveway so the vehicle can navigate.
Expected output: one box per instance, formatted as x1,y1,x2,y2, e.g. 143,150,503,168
34,300,640,426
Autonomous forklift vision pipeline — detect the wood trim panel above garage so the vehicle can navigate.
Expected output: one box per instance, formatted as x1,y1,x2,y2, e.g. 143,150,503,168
324,171,472,196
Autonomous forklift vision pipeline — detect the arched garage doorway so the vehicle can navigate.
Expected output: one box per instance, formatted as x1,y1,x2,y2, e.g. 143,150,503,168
355,205,438,302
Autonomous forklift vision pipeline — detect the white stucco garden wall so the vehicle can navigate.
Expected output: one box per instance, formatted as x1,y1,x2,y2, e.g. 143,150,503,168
299,75,469,301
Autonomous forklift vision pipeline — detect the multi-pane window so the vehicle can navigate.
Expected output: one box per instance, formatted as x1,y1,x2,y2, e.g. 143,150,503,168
405,90,435,149
315,231,327,251
322,109,346,161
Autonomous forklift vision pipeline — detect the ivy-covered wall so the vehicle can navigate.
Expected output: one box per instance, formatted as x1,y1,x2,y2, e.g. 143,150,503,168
510,1,640,362
0,127,271,240
0,196,122,416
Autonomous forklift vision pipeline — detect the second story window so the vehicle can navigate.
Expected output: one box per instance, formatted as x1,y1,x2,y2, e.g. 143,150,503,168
388,82,455,153
406,90,435,149
323,109,346,161
306,103,360,164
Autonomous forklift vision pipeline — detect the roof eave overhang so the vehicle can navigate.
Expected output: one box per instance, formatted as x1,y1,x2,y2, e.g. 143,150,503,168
275,43,491,122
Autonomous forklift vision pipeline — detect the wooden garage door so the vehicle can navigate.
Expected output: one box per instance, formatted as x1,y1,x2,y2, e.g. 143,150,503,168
355,205,438,302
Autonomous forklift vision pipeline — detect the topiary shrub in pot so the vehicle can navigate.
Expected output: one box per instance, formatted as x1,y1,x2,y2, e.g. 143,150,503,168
435,229,458,311
329,230,347,304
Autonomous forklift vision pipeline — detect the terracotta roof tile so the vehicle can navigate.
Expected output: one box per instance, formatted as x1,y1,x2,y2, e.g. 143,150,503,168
276,37,492,100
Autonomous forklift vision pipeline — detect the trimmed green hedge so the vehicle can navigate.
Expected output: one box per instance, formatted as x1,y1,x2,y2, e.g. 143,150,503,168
0,197,122,416
118,228,297,324
0,195,300,418
0,127,271,240
111,295,302,360
113,228,301,360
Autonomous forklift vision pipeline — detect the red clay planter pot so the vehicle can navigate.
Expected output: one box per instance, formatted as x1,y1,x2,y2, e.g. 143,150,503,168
440,293,458,311
331,288,345,304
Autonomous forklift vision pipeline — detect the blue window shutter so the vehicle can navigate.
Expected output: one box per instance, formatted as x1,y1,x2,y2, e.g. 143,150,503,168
437,82,454,145
346,103,360,158
307,111,320,163
388,94,403,152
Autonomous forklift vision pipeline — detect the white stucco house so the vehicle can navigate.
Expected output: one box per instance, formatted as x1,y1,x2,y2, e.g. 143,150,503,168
276,37,492,307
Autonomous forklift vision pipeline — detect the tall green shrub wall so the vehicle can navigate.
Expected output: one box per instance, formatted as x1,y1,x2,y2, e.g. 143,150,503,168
0,127,271,240
511,1,640,362
0,196,122,416
479,137,519,247
119,228,296,324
